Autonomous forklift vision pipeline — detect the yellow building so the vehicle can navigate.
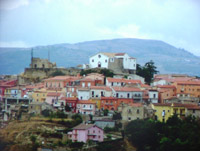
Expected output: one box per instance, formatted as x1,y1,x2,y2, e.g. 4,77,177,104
91,98,101,110
152,103,186,122
32,88,47,102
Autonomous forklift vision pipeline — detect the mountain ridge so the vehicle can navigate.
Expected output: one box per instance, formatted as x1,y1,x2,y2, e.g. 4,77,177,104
0,38,199,76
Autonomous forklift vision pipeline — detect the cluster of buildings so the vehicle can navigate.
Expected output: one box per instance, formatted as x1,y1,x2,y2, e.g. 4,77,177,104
1,52,200,142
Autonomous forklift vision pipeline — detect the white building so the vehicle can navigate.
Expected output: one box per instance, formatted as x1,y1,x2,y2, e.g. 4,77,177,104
77,87,90,100
148,89,158,103
90,86,112,99
89,52,136,71
111,87,143,102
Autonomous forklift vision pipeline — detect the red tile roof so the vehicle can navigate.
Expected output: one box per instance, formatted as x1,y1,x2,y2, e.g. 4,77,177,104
80,78,95,82
65,97,78,101
115,53,126,56
107,78,141,84
47,92,61,97
73,123,102,130
90,86,112,91
157,85,176,89
175,81,200,85
112,86,142,92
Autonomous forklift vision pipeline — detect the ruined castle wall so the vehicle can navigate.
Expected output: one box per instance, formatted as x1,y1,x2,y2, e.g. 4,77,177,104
19,68,81,84
30,58,56,68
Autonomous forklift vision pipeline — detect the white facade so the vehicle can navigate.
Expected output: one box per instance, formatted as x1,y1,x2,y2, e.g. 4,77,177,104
89,52,136,70
112,89,143,101
90,89,112,99
115,53,136,70
77,89,90,100
106,80,124,87
89,53,109,68
148,90,158,103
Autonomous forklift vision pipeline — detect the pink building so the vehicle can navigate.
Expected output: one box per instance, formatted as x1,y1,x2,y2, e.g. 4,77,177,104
46,92,62,105
68,123,104,143
76,100,96,115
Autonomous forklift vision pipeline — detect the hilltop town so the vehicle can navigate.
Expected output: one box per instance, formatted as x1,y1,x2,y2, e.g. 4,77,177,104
0,52,200,151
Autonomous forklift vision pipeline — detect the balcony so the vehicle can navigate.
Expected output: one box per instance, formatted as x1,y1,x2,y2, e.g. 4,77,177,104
83,107,93,110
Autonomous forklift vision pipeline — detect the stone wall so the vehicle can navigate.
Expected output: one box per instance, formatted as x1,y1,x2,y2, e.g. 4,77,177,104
18,68,81,85
108,58,123,74
30,58,56,68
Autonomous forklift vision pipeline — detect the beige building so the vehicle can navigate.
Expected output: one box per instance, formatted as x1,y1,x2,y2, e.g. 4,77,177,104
118,103,145,122
185,105,200,118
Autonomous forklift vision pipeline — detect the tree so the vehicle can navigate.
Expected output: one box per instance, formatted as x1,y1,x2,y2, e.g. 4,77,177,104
65,104,71,112
136,60,158,84
50,70,65,77
125,115,200,151
112,112,122,120
103,109,109,116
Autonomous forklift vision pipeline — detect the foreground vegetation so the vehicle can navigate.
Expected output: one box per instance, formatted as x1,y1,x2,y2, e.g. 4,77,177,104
125,115,200,151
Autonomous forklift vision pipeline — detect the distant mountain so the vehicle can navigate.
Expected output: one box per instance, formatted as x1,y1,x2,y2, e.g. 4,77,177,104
0,38,200,76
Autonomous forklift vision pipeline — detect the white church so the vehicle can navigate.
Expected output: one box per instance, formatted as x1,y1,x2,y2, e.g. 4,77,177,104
89,52,136,73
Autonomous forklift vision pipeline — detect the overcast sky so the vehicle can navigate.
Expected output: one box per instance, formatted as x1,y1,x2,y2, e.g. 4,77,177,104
0,0,199,56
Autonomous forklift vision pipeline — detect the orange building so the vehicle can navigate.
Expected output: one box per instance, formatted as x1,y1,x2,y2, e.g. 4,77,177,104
172,81,200,98
157,85,176,103
44,76,81,90
100,97,134,111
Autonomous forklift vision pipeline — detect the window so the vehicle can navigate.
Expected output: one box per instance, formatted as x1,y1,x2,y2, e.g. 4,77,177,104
101,91,104,97
34,64,37,68
116,93,119,98
98,136,100,138
42,64,45,68
128,117,131,121
137,109,140,114
193,109,195,113
111,82,113,86
105,59,107,63
92,91,94,97
153,94,156,98
98,55,101,58
98,62,101,67
110,58,114,62
127,93,130,98
92,59,94,62
93,130,95,133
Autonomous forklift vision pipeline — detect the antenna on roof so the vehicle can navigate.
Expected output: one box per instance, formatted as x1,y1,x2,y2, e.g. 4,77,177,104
48,50,50,61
